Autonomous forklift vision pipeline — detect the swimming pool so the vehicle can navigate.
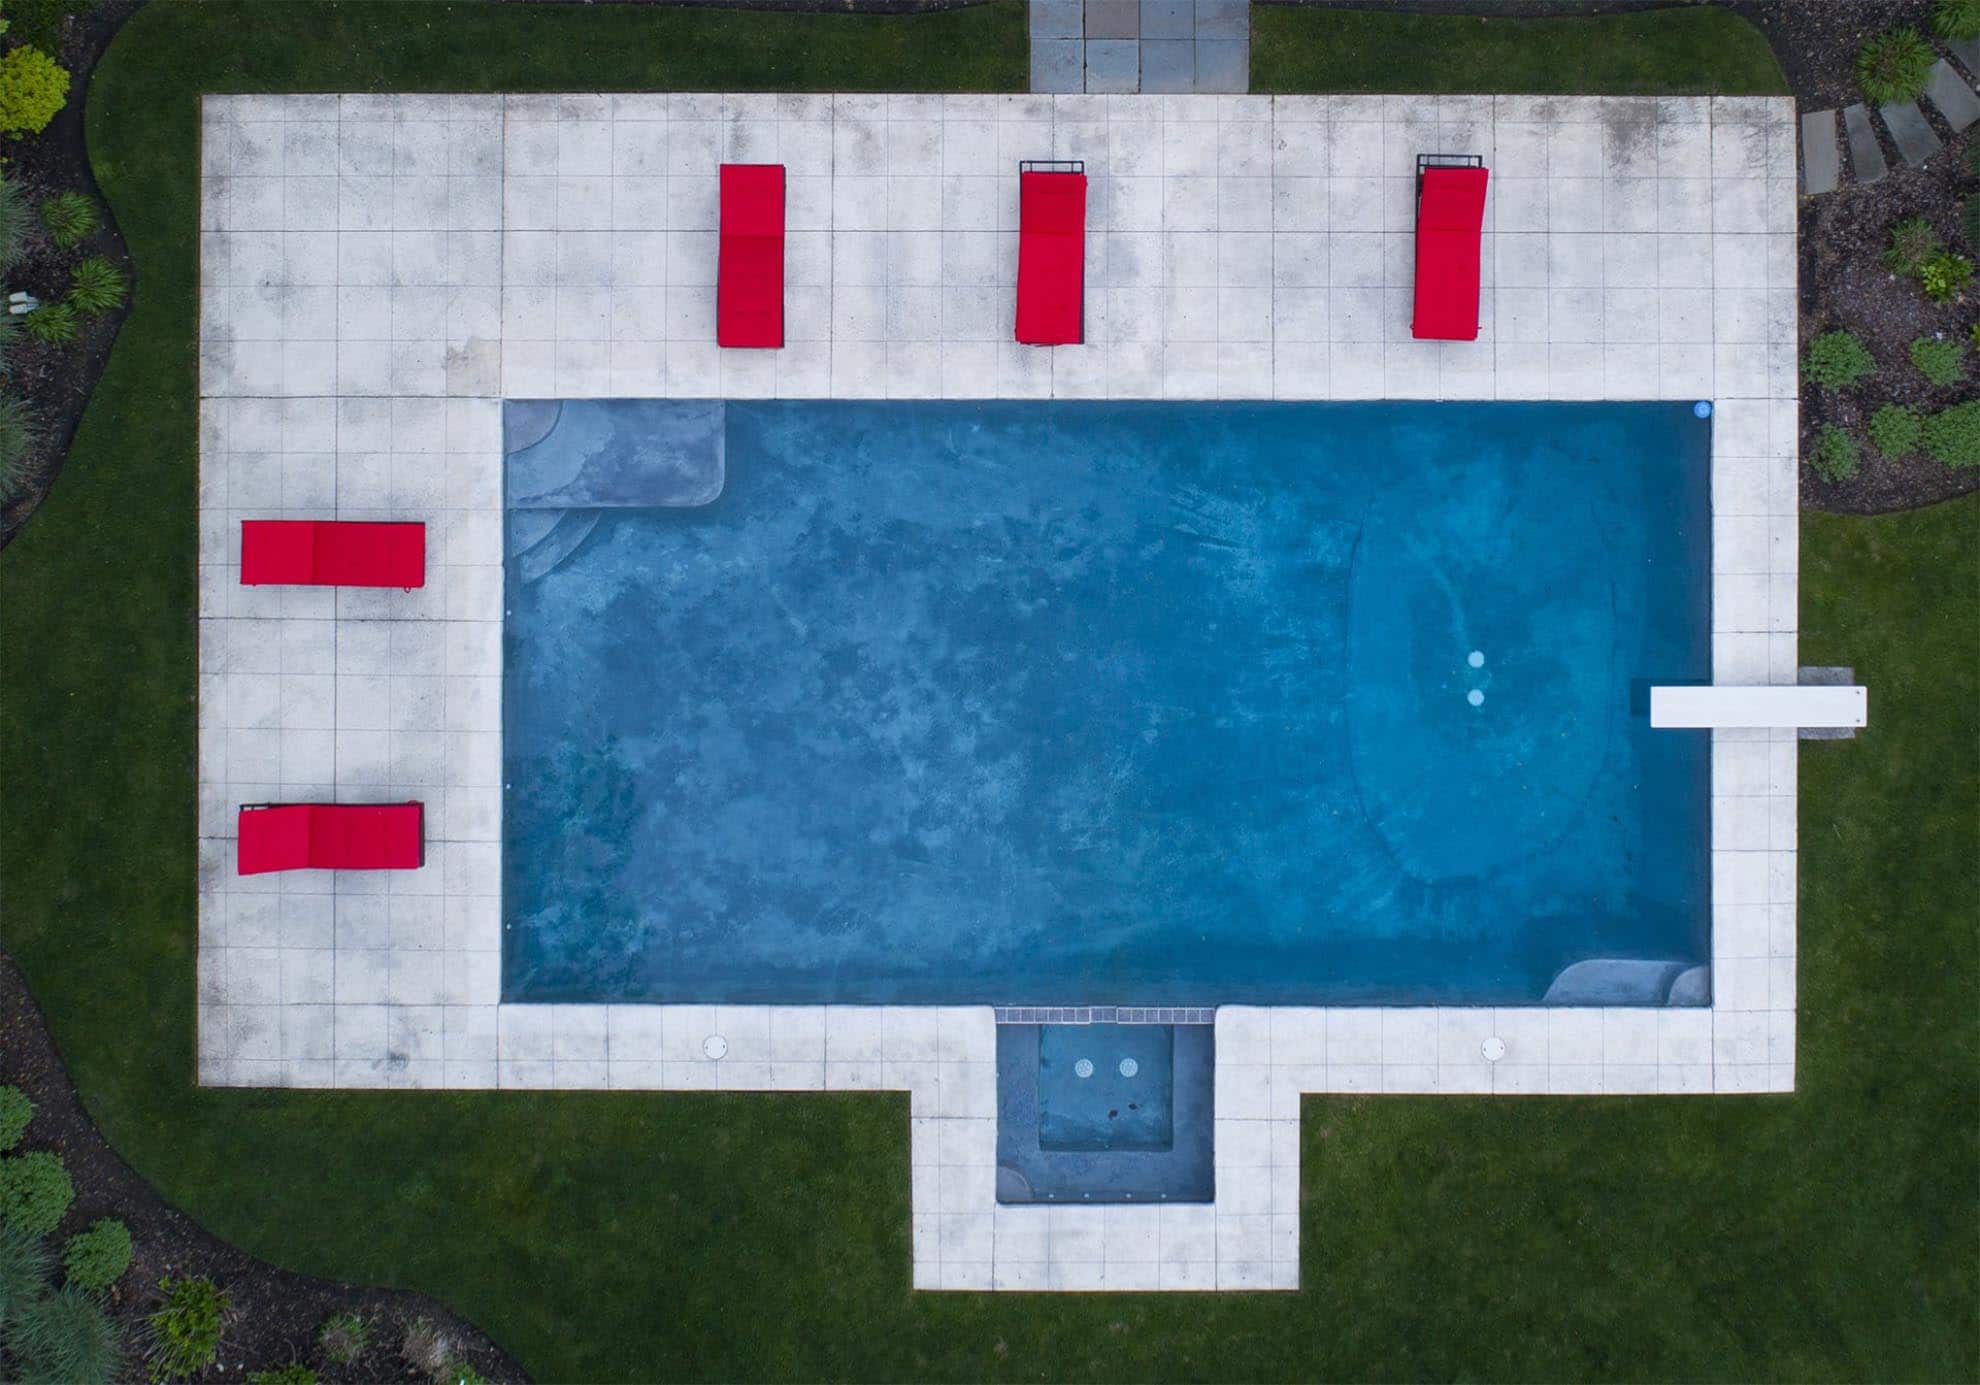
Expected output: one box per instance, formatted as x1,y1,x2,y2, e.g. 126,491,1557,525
501,398,1710,1006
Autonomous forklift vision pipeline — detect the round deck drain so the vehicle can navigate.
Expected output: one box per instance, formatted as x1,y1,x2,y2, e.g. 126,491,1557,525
1118,1057,1139,1078
703,1034,728,1060
1073,1058,1094,1079
1481,1036,1507,1063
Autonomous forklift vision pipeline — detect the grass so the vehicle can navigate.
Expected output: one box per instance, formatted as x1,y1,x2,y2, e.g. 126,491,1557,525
0,0,1972,1380
1255,5,1787,95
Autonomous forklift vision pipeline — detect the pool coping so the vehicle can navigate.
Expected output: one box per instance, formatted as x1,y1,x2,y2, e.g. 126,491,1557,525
193,92,1800,1292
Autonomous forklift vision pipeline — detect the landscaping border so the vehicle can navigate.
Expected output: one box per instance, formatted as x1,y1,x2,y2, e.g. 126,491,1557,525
0,3,1974,1381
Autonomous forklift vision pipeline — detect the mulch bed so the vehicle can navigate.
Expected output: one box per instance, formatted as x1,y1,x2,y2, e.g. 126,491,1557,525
0,947,527,1384
1736,0,1980,515
0,0,142,552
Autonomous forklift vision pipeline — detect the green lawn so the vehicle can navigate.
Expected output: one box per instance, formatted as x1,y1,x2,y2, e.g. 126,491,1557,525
1255,5,1787,95
2,1,1973,1380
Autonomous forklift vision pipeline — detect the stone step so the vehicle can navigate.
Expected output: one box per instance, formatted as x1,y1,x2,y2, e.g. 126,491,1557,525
1800,108,1840,195
1923,57,1980,133
1842,103,1888,184
1878,99,1942,166
1950,36,1980,77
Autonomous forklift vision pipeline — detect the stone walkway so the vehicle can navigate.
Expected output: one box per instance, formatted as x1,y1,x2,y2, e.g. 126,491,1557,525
1799,41,1978,194
1030,0,1248,94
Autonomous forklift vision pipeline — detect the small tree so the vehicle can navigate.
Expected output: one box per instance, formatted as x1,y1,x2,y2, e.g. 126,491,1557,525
0,45,70,138
62,1218,133,1291
0,1151,75,1236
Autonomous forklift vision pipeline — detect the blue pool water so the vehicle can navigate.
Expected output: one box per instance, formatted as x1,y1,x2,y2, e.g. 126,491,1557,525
501,399,1711,1005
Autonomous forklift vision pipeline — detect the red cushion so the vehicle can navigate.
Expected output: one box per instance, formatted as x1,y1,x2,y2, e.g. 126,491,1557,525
1016,171,1086,345
240,521,425,588
719,164,785,348
237,803,424,874
1412,167,1489,341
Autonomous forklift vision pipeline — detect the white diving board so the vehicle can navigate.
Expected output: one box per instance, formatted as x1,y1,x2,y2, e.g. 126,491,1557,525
1650,684,1867,729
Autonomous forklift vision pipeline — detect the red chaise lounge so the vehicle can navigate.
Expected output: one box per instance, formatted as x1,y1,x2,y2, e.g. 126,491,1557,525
1015,160,1086,346
237,803,424,875
240,520,425,588
717,163,786,348
1411,155,1490,341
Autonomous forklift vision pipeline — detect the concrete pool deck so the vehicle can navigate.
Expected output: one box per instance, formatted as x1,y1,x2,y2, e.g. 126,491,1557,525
196,92,1801,1291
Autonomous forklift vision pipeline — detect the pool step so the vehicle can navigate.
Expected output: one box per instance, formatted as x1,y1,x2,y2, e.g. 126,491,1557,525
514,509,602,584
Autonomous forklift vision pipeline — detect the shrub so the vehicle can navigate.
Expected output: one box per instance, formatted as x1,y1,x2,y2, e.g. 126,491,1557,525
66,255,127,316
2,1284,122,1385
39,188,98,249
1868,403,1924,459
0,174,29,276
317,1310,370,1365
0,1152,74,1236
1884,216,1941,277
1921,249,1974,302
1935,0,1980,41
5,0,101,50
62,1219,131,1291
247,1365,318,1385
1807,424,1860,483
1922,399,1980,466
0,1218,53,1324
24,300,78,345
1910,335,1967,387
0,311,18,379
401,1317,456,1378
0,394,38,502
1801,330,1876,390
1856,27,1935,104
0,1086,29,1152
0,44,69,137
147,1274,228,1381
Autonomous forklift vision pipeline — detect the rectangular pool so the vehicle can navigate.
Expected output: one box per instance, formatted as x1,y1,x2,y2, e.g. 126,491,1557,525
501,399,1711,1006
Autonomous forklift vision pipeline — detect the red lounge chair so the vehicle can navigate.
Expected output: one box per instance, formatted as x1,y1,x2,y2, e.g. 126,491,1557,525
1015,160,1086,346
718,163,785,348
1411,155,1490,341
237,803,424,875
240,520,425,588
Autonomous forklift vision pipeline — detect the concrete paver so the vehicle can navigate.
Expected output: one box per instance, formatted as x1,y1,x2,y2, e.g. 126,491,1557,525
1842,103,1888,183
1085,0,1140,40
1799,109,1839,195
1878,99,1942,166
1084,38,1140,93
1031,38,1084,94
1923,58,1980,133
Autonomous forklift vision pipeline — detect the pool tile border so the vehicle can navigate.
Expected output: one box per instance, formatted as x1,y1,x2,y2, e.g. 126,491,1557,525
195,92,1801,1293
